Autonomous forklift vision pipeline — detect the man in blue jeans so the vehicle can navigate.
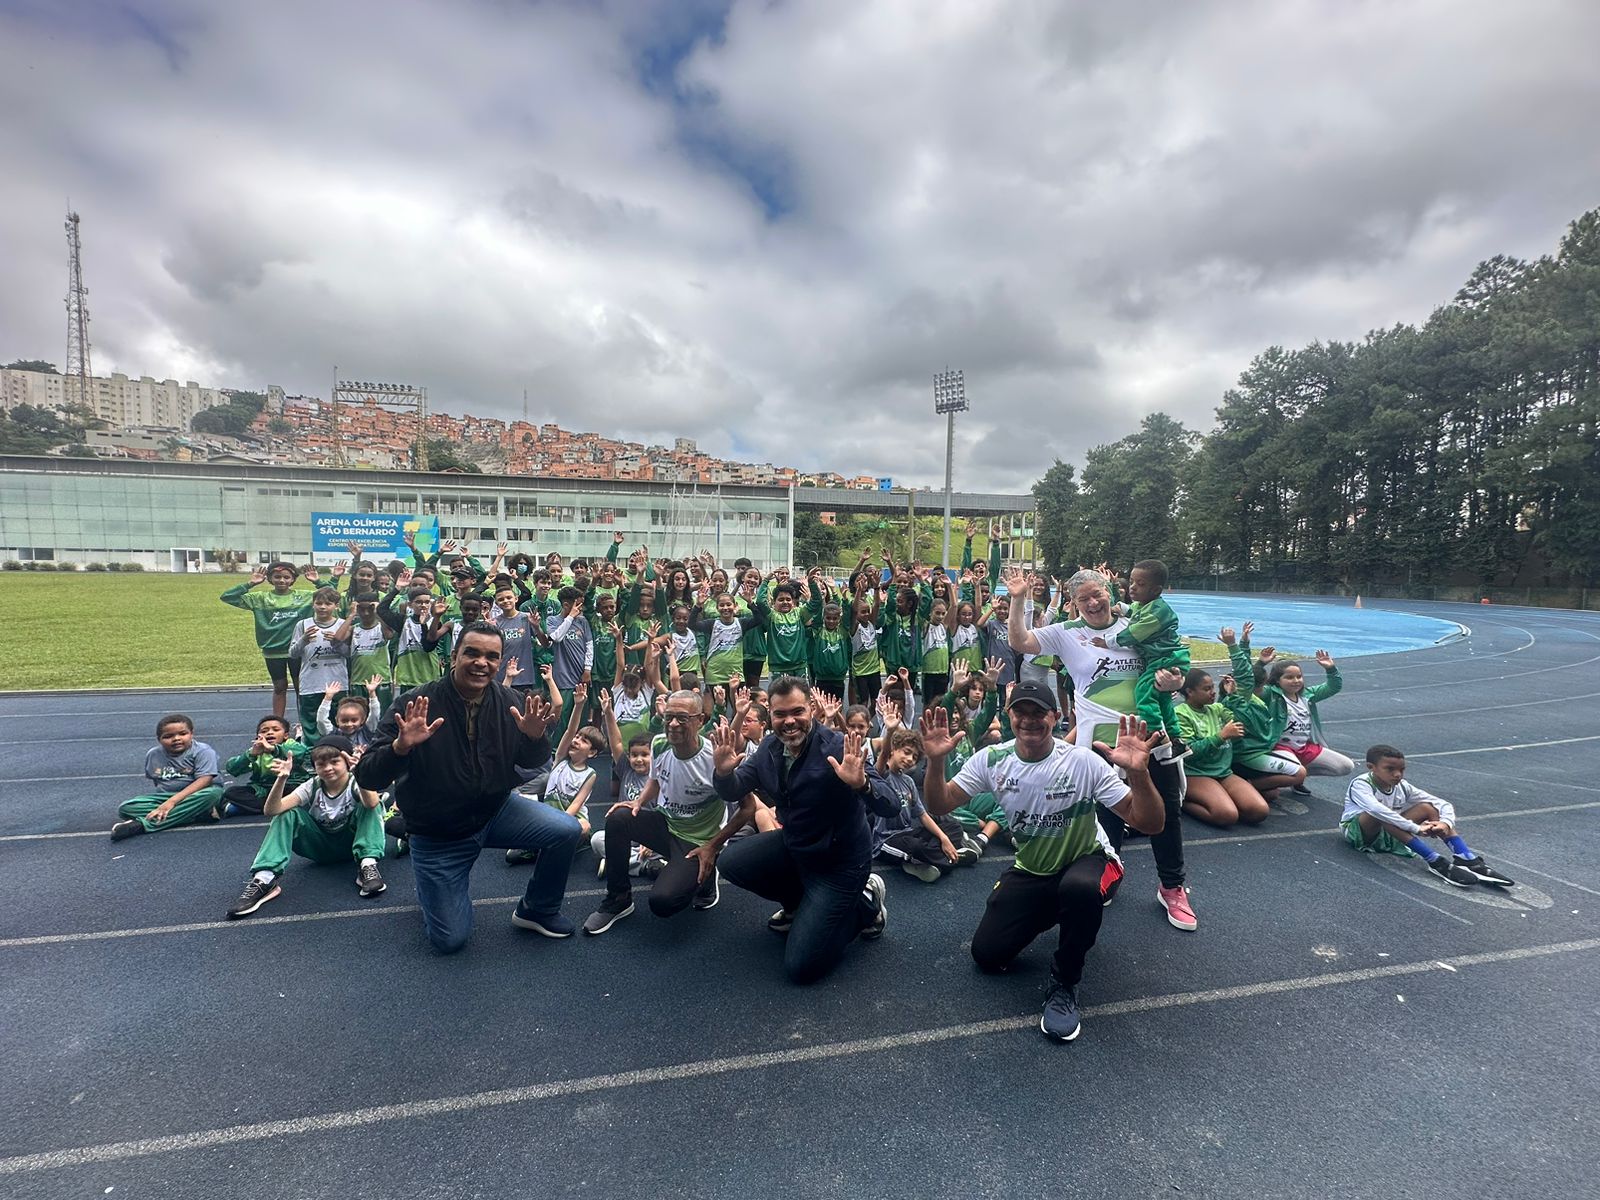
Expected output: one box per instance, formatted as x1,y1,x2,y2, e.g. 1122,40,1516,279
357,623,582,952
694,675,898,984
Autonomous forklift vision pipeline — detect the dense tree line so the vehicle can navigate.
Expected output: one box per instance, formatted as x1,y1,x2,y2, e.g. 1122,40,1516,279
1034,209,1600,591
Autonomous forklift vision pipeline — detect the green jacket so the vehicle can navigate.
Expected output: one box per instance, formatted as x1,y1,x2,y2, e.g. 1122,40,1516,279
1174,701,1235,778
1223,641,1287,757
221,582,313,657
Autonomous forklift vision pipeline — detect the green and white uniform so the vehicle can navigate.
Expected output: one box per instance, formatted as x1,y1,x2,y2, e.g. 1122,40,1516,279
951,738,1125,876
347,620,393,694
1031,619,1142,746
1174,702,1235,778
648,734,721,846
221,583,312,659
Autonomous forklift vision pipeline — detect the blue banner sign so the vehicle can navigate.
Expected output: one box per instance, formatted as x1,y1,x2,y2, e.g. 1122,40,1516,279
310,512,439,566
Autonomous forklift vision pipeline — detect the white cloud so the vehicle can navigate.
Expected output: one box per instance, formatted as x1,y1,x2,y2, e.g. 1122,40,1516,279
2,0,1597,492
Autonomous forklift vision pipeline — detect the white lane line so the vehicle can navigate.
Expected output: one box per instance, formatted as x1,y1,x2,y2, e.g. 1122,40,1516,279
1481,853,1600,900
1407,735,1600,759
0,733,255,746
1314,854,1472,925
1346,621,1536,673
1414,758,1600,795
0,823,268,843
0,705,270,719
3,774,142,783
0,889,610,948
2,937,1594,1176
1325,691,1600,724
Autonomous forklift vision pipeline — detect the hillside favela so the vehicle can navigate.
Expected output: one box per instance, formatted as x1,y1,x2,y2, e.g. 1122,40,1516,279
0,362,881,488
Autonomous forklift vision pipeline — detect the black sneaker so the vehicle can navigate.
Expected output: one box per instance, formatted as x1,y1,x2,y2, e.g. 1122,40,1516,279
227,874,281,919
1427,857,1478,887
110,819,144,842
767,907,795,935
510,904,575,938
356,861,386,897
860,872,888,940
1291,784,1312,796
1454,855,1515,887
955,834,982,865
505,848,540,866
582,895,635,935
693,868,720,910
1041,970,1082,1042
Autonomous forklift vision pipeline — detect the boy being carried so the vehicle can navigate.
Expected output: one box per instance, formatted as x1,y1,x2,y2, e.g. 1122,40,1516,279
1341,745,1514,888
1097,559,1189,758
227,735,387,917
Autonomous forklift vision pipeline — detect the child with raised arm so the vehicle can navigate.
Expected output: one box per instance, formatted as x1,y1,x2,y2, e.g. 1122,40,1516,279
1219,623,1307,800
1341,744,1514,887
225,736,387,918
315,679,382,749
691,591,766,690
222,562,314,719
846,573,884,710
871,727,973,883
287,587,351,744
220,714,312,816
110,714,224,841
380,583,448,691
1097,559,1189,758
507,685,600,864
1268,650,1354,789
335,591,394,716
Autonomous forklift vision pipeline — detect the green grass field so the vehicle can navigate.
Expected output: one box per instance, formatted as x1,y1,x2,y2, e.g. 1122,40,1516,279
1,573,297,690
0,573,1245,692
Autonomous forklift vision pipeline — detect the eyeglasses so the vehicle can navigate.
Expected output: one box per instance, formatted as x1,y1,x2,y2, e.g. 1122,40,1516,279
662,712,700,724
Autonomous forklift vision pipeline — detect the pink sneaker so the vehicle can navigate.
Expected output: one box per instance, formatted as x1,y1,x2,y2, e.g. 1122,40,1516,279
1157,884,1198,931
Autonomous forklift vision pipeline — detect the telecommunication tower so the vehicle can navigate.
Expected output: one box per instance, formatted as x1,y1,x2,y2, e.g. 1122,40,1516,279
64,210,94,413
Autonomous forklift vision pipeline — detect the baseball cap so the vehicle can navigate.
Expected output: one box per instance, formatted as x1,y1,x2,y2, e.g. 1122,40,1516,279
1005,681,1059,713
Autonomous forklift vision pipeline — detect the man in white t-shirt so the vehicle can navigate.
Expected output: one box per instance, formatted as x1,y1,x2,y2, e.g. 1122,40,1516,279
921,682,1164,1042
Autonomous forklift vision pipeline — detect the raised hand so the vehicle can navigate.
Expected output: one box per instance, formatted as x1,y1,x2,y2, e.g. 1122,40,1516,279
431,598,448,619
918,706,960,759
572,682,588,707
1315,650,1336,669
1000,565,1027,595
1218,626,1236,646
268,755,295,778
816,690,841,720
329,559,347,579
1154,667,1185,693
249,566,268,586
982,657,1004,685
614,531,625,544
1220,720,1244,740
1093,714,1160,776
396,567,414,588
323,681,342,700
950,660,970,691
394,696,444,752
826,730,868,790
710,717,744,776
876,691,902,729
597,687,612,715
302,564,320,582
1257,646,1276,664
510,690,553,741
1241,621,1255,644
1220,675,1237,697
366,675,382,694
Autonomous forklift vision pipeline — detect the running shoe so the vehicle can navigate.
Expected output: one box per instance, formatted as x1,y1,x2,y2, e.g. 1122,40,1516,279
768,908,795,935
504,847,540,866
901,860,941,883
1040,969,1082,1042
860,873,888,940
582,895,635,935
1427,857,1478,887
511,904,575,938
1453,855,1514,887
693,868,721,910
226,874,281,919
1290,784,1312,796
110,819,144,842
955,834,982,865
1157,884,1198,930
355,861,386,898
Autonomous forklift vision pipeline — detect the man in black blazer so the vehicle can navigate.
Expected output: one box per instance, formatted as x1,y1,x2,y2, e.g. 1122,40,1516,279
699,675,899,984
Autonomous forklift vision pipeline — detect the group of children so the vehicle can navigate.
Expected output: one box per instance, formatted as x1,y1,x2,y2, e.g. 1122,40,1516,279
108,533,1516,927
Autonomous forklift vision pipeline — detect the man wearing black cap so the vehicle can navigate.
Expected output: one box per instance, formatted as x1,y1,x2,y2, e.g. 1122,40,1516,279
920,681,1164,1042
226,734,387,919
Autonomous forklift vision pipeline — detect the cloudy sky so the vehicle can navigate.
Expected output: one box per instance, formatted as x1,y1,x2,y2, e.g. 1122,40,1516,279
3,0,1597,491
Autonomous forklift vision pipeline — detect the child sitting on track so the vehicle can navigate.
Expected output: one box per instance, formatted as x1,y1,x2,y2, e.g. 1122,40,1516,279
1341,744,1515,888
226,735,387,918
872,728,976,882
220,715,312,816
507,683,599,864
110,714,224,841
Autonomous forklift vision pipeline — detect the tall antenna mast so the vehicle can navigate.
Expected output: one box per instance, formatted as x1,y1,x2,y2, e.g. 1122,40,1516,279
64,209,94,413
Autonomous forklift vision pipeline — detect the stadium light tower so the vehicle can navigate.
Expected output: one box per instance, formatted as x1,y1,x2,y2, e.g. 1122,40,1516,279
933,368,968,569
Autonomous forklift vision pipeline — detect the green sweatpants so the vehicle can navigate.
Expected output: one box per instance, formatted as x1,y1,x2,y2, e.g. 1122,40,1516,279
950,791,1008,834
1134,650,1189,740
296,694,324,746
251,804,386,875
118,786,224,833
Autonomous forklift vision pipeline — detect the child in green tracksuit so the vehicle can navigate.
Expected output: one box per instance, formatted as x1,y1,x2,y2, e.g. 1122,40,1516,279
221,714,313,815
222,562,313,720
808,593,850,698
110,714,225,841
225,736,387,919
1107,559,1189,754
757,580,811,682
1219,623,1307,798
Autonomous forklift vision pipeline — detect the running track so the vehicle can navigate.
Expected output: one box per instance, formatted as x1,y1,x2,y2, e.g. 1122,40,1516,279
1,598,1597,1199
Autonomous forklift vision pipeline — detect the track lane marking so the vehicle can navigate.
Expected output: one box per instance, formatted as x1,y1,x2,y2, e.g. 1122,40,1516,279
1,937,1594,1176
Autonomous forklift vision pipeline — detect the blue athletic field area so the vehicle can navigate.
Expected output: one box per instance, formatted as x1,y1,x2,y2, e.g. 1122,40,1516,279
1170,591,1466,657
2,598,1597,1199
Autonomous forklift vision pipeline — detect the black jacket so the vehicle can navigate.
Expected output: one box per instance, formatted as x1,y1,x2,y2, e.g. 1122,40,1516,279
356,676,552,840
714,724,897,863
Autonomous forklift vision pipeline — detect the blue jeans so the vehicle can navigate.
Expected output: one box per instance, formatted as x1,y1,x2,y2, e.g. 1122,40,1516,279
718,830,877,985
407,793,582,954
